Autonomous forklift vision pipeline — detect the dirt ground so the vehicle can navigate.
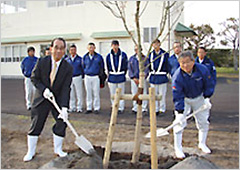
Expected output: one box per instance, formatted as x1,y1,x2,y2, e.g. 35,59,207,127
1,77,239,169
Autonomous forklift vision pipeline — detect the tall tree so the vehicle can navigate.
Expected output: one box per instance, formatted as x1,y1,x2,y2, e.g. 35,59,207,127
184,24,216,55
217,17,239,70
101,1,184,165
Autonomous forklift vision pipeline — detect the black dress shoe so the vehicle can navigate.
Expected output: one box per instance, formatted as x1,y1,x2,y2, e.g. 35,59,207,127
94,110,99,114
27,107,31,111
156,111,160,116
85,110,92,114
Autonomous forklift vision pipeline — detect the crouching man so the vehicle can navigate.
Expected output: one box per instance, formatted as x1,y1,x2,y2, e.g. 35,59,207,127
23,37,73,161
171,51,215,159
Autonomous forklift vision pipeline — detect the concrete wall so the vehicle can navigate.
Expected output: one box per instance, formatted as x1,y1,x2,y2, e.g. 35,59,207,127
1,1,184,76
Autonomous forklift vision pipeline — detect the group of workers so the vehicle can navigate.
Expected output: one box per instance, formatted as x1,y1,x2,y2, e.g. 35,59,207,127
21,37,216,161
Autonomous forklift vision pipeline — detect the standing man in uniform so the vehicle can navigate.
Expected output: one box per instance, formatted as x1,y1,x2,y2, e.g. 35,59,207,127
171,51,214,159
148,39,169,115
45,47,51,56
128,45,149,114
196,47,217,88
21,46,38,110
106,40,128,114
168,41,181,77
66,44,84,113
83,42,105,114
23,37,73,161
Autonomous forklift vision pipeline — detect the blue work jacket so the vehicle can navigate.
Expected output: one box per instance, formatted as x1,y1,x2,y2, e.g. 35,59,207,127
168,54,180,77
195,56,217,88
83,52,104,76
128,53,149,80
172,63,215,112
21,56,38,78
148,49,169,84
106,49,128,83
66,55,84,78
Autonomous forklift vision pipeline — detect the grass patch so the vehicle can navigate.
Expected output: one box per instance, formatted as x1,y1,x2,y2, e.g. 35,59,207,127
216,67,239,78
18,115,29,120
216,67,239,74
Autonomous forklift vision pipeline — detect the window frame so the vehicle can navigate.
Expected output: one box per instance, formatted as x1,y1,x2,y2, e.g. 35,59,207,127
1,45,27,63
143,27,159,43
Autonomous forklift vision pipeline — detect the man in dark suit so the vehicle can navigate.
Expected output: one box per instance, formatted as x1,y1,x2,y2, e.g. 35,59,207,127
23,37,73,162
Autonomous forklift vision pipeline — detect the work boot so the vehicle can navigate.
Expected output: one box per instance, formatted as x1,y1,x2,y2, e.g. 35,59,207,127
198,130,211,154
174,133,185,159
53,134,68,157
23,135,38,162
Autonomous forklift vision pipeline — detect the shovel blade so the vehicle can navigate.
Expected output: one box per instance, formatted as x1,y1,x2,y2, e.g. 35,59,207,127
156,128,169,137
145,128,169,138
75,135,95,155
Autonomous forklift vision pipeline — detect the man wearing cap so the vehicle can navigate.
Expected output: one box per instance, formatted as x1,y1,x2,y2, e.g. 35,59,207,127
106,40,128,114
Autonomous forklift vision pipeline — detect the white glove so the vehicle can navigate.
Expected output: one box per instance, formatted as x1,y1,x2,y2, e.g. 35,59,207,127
204,98,212,109
173,111,187,134
58,107,68,122
43,88,53,99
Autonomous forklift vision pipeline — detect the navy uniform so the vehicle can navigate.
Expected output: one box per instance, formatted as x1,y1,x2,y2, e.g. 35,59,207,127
172,55,215,158
195,56,217,88
106,48,128,112
128,53,149,113
148,48,169,114
83,51,104,113
21,52,38,110
168,53,180,77
66,54,84,112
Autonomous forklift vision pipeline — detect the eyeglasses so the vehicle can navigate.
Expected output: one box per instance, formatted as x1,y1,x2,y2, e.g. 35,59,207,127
179,60,193,65
53,46,65,51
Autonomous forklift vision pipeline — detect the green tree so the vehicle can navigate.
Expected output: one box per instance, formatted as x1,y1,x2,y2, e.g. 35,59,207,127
184,24,216,55
217,17,239,71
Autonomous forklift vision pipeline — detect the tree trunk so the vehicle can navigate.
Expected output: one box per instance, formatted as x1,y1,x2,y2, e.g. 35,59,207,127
233,48,238,71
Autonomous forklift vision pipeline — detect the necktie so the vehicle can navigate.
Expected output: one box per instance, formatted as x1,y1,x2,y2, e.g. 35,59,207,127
50,61,57,86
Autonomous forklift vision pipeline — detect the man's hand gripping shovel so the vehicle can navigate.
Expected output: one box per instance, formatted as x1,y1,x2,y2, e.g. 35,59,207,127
47,95,96,155
145,103,211,138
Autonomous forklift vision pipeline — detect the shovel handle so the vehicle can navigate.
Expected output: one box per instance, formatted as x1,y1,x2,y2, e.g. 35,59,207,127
161,104,209,133
47,96,79,138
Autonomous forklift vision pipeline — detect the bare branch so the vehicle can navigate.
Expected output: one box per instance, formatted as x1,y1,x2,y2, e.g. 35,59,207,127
139,1,149,17
161,4,184,44
101,1,121,18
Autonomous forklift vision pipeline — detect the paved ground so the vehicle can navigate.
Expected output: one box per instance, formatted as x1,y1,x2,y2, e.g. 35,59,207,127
1,77,239,131
1,77,239,169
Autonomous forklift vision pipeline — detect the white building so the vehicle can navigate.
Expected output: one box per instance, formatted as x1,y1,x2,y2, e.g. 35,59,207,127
1,1,187,78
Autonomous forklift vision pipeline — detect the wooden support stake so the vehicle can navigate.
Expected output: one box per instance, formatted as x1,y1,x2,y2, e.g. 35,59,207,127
131,104,142,163
131,72,144,163
149,87,158,169
111,94,161,101
103,88,122,169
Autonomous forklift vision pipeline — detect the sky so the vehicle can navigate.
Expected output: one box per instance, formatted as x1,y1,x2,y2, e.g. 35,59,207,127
184,1,239,48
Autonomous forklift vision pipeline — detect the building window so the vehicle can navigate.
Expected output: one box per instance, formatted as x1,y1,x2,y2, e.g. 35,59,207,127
143,27,158,43
1,45,27,63
1,1,26,14
47,1,83,8
40,44,51,57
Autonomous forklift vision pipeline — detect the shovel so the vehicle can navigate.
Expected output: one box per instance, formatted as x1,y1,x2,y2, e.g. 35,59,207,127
47,95,96,155
145,104,210,138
